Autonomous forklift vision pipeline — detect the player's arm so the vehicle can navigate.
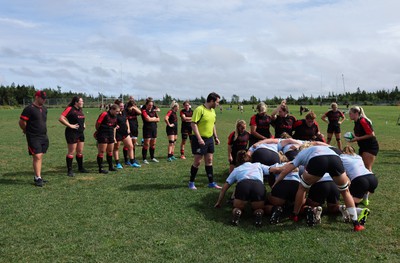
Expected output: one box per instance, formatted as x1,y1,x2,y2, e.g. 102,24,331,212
126,119,130,134
321,113,328,123
214,182,231,208
250,125,266,140
19,119,27,134
272,162,295,188
339,112,346,124
213,125,220,145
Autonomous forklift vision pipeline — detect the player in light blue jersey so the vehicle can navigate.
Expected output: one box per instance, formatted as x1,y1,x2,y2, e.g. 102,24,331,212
273,144,365,231
339,146,377,225
264,157,300,225
215,150,280,227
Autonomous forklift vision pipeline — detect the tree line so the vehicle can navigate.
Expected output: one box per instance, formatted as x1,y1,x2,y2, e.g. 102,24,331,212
1,83,399,107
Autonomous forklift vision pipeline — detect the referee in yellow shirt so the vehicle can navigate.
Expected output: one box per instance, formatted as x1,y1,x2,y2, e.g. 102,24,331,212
188,92,222,190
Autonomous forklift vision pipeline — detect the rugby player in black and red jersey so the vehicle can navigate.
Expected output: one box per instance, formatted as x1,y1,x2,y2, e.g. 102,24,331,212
19,90,49,187
165,101,179,162
125,97,142,165
321,102,346,150
141,98,160,164
95,104,120,174
292,111,325,142
59,96,89,177
270,100,297,138
227,120,249,173
348,106,379,171
249,102,273,147
179,100,193,159
113,99,140,169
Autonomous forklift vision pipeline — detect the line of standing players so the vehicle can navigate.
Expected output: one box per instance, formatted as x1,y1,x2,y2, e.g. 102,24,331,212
58,96,196,176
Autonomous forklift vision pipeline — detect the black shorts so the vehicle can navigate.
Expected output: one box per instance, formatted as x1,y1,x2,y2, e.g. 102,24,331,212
235,179,266,202
191,137,214,155
143,127,157,139
251,148,280,165
306,155,344,177
271,180,299,203
27,135,49,155
96,131,114,144
166,125,178,136
181,123,192,138
116,129,130,142
308,181,340,205
327,123,341,134
358,142,379,156
350,174,378,199
128,120,139,138
285,150,299,161
65,129,85,144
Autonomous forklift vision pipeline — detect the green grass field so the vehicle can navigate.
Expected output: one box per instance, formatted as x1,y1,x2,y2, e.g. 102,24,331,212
1,105,399,262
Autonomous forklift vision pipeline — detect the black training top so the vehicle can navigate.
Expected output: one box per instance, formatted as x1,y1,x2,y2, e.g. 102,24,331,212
20,103,48,137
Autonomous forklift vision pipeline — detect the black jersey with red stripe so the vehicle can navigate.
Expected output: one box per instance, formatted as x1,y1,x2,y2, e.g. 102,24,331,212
272,115,297,138
325,110,344,125
228,130,250,152
96,111,117,135
292,119,320,141
61,106,85,132
166,110,178,126
141,108,158,129
250,113,272,138
116,111,128,133
180,108,193,120
354,117,378,149
125,107,140,121
20,104,47,137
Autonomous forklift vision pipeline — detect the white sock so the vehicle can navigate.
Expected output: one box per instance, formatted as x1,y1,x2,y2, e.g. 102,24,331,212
347,207,358,221
34,176,41,180
363,193,369,200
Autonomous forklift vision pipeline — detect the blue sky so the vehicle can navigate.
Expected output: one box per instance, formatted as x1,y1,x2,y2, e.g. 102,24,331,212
1,0,399,101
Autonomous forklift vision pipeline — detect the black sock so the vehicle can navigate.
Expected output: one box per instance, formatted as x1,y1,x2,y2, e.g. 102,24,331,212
106,155,113,169
150,147,155,159
97,155,103,171
66,156,73,172
142,148,148,160
76,155,84,170
205,165,214,183
123,148,128,163
190,165,198,182
115,159,120,165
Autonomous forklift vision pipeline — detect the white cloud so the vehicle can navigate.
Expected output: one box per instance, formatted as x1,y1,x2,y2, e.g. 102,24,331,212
0,17,38,28
1,0,400,100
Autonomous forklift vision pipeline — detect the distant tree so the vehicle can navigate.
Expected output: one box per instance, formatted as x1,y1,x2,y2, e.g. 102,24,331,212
249,95,258,105
231,94,239,104
220,96,227,104
162,93,173,105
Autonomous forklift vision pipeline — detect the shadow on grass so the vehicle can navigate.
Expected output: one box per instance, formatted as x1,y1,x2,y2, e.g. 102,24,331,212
376,150,399,164
0,177,27,185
